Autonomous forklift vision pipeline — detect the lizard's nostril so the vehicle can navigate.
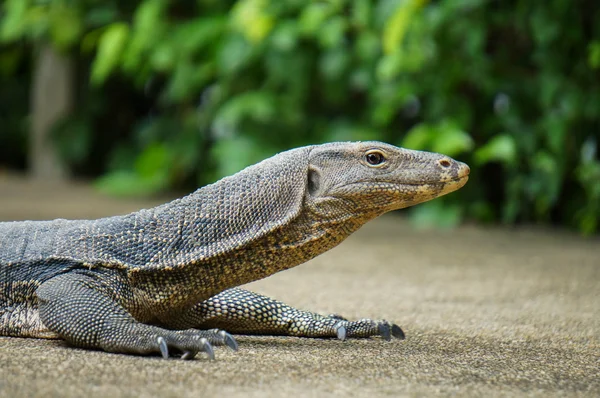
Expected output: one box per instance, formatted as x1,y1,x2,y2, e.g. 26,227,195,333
438,159,451,168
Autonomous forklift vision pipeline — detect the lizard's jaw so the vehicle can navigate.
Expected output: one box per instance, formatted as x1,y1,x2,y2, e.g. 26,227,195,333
370,165,470,212
394,163,469,209
430,174,469,198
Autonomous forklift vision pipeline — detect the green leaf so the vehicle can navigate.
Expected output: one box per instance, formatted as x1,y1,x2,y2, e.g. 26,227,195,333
51,117,92,164
210,136,274,179
231,0,274,43
49,4,83,49
382,0,428,54
0,46,23,76
0,0,29,41
530,151,560,216
401,123,433,150
174,17,226,55
355,31,380,62
580,136,597,165
217,35,252,76
95,170,166,197
91,22,129,84
122,0,167,72
270,20,299,51
474,135,517,166
212,91,277,137
165,61,213,102
80,28,103,54
149,41,175,72
401,121,473,156
319,49,350,80
318,17,346,49
324,121,380,142
588,41,600,69
409,200,464,229
430,122,473,156
375,52,402,82
351,0,372,28
134,143,170,180
298,3,332,36
96,143,171,197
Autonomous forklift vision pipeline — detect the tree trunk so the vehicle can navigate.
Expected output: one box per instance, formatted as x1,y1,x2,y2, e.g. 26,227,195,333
29,44,74,180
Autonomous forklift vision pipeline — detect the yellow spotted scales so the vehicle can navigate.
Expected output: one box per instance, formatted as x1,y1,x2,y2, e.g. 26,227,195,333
0,141,469,359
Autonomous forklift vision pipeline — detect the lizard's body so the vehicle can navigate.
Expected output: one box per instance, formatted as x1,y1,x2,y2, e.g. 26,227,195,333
0,142,469,359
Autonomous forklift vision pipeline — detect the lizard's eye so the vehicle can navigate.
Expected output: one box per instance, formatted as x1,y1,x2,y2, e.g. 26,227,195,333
365,150,386,166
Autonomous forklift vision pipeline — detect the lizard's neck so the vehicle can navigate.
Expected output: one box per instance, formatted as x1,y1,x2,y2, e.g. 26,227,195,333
232,209,374,278
129,208,377,314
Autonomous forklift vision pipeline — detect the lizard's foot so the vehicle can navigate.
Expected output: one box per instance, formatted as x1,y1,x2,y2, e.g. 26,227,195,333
154,329,237,360
188,288,407,341
99,327,238,360
37,272,238,360
200,328,239,351
327,315,405,341
284,314,405,341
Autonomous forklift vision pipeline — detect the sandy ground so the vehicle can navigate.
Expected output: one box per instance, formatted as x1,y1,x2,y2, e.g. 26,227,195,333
0,174,599,397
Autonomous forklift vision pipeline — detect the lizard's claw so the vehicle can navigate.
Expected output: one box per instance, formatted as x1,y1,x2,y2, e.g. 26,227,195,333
219,330,238,351
376,321,404,341
157,336,169,359
199,328,238,351
334,321,347,340
178,337,214,361
200,338,215,360
391,324,405,340
374,320,405,341
155,334,215,360
181,350,195,360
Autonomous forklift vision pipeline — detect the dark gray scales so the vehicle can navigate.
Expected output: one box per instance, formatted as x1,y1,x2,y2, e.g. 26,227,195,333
0,141,469,359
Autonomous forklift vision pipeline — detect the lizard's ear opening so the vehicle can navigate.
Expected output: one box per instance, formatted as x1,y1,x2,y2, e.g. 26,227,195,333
307,166,321,196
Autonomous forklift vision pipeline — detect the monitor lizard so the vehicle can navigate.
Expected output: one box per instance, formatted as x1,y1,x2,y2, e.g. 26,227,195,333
0,141,469,360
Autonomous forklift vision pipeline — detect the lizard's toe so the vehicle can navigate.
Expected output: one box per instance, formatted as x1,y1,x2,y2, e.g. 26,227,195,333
328,313,349,321
377,321,392,341
189,328,238,350
339,318,406,340
175,337,214,360
157,334,215,360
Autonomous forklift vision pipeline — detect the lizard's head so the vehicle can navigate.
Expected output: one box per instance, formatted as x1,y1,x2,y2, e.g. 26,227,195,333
306,141,470,215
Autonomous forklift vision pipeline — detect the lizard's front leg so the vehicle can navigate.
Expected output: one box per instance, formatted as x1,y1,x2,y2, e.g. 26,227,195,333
36,270,235,359
178,288,405,340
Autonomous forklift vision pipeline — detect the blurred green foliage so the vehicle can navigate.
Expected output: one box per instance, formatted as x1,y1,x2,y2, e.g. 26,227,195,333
1,0,599,234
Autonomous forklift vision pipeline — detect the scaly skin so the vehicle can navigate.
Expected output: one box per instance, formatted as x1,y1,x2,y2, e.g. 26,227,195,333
0,141,469,359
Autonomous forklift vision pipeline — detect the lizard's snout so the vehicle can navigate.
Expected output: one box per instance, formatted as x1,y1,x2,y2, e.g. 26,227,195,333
437,157,470,175
457,161,470,177
435,156,470,183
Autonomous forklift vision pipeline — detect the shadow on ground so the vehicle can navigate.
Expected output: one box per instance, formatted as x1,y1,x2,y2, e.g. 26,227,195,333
1,174,598,397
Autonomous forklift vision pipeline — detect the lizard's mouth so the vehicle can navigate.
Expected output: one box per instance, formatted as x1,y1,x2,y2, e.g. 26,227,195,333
406,174,469,186
431,174,469,187
340,175,468,191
